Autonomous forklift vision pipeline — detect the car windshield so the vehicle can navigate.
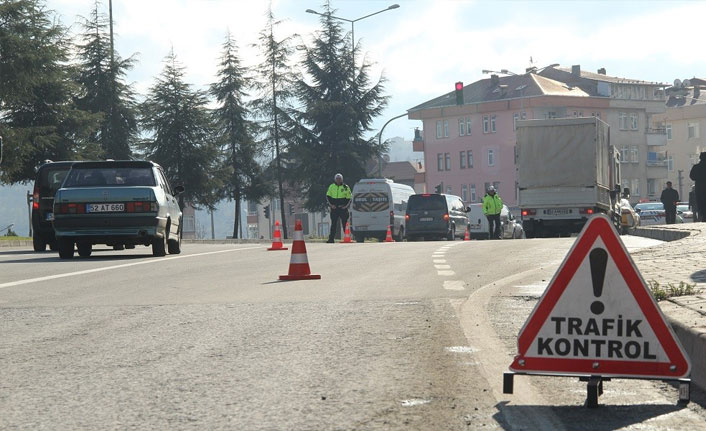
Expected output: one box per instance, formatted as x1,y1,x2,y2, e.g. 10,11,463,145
635,203,663,211
677,204,689,211
407,194,446,210
63,167,156,187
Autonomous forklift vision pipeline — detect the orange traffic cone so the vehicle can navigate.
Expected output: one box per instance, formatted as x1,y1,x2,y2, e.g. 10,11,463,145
464,227,470,241
279,220,321,280
384,225,395,242
268,221,288,251
343,222,355,243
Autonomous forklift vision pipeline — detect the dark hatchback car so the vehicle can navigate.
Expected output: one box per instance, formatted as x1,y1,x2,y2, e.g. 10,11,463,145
405,193,470,241
31,161,75,251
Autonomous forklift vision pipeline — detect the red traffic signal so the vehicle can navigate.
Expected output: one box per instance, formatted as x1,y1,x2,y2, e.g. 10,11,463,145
454,82,464,105
455,82,463,91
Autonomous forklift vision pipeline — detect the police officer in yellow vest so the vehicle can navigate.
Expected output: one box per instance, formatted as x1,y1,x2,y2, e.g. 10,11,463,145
326,173,352,243
483,185,503,239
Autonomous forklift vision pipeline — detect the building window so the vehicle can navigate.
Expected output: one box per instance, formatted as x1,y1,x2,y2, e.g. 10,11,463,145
444,153,451,170
443,120,449,138
446,185,452,194
630,146,639,163
513,113,519,131
491,115,497,133
458,118,465,136
466,116,472,135
547,111,557,119
470,184,477,202
521,111,527,120
483,116,489,133
630,113,638,130
647,179,656,196
488,149,495,167
619,146,630,163
437,153,444,171
630,179,640,196
467,150,473,168
462,184,468,201
436,120,442,138
460,151,466,169
666,124,672,140
667,155,674,171
619,112,628,130
484,182,491,194
688,122,699,139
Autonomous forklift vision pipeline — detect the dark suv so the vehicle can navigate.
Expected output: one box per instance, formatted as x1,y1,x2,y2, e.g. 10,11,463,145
405,193,470,241
31,161,74,251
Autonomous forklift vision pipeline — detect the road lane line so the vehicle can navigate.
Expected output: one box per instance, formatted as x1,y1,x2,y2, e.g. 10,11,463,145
437,270,455,276
434,264,451,269
0,246,261,290
443,280,465,290
433,259,446,263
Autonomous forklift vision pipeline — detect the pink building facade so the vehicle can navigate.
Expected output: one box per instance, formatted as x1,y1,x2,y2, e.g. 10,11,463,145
408,73,611,206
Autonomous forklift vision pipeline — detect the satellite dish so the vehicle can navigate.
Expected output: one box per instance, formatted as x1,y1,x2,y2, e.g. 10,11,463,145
683,79,691,87
674,79,682,88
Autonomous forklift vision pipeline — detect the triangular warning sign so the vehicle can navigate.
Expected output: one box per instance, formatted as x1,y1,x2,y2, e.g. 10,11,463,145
509,214,690,379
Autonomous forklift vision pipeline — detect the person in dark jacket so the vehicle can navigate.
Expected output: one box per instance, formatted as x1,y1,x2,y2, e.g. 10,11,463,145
690,152,706,222
660,181,679,224
326,173,352,243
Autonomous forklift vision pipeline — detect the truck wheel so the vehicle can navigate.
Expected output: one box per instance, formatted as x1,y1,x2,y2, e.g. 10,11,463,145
33,235,46,252
58,238,74,259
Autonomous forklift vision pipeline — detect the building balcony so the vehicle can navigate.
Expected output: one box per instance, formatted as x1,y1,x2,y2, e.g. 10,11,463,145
646,128,667,146
412,128,424,152
647,151,668,167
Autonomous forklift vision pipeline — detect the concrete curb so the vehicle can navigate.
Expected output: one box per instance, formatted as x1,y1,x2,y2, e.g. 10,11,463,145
631,227,692,242
0,240,32,248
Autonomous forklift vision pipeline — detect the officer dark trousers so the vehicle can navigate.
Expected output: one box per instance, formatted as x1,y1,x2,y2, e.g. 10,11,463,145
328,208,349,242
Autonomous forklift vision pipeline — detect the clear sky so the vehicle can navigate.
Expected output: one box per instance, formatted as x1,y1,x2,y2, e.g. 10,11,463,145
45,0,706,149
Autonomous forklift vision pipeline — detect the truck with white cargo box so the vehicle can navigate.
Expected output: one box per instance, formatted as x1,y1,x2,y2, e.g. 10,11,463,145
351,178,415,242
515,117,622,238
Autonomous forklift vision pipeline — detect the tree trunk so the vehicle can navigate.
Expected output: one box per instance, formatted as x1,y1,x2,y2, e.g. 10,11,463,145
233,189,241,239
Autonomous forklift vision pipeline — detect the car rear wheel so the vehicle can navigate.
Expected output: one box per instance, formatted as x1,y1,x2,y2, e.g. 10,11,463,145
152,235,167,257
33,235,46,252
58,238,74,259
167,230,181,255
77,242,92,258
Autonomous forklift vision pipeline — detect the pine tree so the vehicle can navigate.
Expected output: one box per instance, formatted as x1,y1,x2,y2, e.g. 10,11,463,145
74,0,137,160
211,32,268,239
251,4,298,238
140,49,218,209
0,0,100,183
291,1,388,211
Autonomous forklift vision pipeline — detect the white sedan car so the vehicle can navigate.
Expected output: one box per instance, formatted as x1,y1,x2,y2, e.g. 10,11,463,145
634,202,683,226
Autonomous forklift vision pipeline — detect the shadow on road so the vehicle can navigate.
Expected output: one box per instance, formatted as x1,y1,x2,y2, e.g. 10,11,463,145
689,268,706,283
1,250,153,264
494,400,688,430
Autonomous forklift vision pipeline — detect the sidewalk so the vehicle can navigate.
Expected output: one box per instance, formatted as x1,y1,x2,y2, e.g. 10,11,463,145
630,223,706,391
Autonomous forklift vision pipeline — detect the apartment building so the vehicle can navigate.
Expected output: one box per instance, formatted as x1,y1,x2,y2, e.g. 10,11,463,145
653,78,706,199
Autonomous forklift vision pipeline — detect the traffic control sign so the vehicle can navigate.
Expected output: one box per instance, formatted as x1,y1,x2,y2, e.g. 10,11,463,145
509,214,690,379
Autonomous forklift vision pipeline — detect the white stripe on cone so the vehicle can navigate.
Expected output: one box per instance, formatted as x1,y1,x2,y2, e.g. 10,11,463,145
289,253,309,264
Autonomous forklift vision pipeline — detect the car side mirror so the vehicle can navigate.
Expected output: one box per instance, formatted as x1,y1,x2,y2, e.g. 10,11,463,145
174,185,185,196
465,207,471,212
635,208,641,214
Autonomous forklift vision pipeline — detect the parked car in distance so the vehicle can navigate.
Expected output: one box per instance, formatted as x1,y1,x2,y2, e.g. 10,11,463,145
619,198,640,234
405,193,469,241
52,160,183,259
677,202,693,222
634,202,683,225
467,203,524,239
350,178,415,242
31,161,75,251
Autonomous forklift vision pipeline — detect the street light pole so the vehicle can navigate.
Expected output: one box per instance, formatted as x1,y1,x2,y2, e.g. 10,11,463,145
306,4,399,75
378,113,407,177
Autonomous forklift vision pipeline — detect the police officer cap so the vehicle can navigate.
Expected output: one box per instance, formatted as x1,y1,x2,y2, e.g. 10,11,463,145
335,173,343,180
488,185,496,192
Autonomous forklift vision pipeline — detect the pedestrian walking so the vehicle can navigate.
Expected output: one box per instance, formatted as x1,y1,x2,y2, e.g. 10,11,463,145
689,185,699,222
690,152,706,222
326,173,352,243
660,181,679,224
483,185,503,239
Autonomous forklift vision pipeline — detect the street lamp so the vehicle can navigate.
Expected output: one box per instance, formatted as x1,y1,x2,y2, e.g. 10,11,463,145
306,4,400,74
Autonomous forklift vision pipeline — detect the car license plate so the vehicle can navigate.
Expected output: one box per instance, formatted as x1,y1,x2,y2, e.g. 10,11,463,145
545,209,569,215
87,203,124,213
45,212,54,221
419,217,433,222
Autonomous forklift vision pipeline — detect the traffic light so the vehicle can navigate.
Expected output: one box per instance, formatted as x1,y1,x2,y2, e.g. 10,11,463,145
288,203,294,215
455,81,464,105
264,205,270,219
434,184,442,193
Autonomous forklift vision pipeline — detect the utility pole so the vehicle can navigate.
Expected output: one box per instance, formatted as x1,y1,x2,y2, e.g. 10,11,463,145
678,169,684,198
26,191,32,237
210,209,215,239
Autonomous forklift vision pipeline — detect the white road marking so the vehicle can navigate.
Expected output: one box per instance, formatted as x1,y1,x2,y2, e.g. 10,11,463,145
0,246,261,290
432,254,445,258
437,270,455,276
443,280,466,290
433,259,446,263
400,399,431,407
434,264,451,269
445,346,477,354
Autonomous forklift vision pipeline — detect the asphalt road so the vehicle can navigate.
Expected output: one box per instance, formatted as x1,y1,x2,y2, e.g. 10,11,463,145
1,236,705,430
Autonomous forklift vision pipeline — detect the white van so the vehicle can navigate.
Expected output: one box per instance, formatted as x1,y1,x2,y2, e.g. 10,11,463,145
351,179,415,242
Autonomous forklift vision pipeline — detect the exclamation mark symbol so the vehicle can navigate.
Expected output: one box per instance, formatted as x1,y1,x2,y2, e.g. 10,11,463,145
589,248,608,315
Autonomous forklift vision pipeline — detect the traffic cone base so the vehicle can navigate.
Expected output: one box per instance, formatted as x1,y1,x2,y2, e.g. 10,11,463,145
268,221,288,251
464,227,470,241
279,220,320,281
384,225,395,242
